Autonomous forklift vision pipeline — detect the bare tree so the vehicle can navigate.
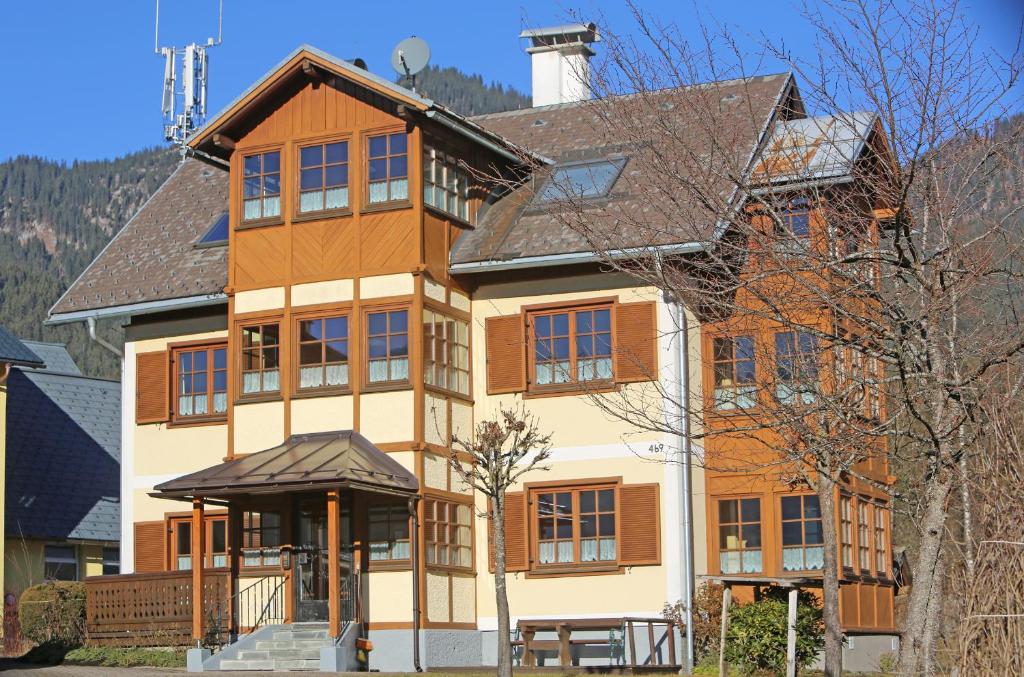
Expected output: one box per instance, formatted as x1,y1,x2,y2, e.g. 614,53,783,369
481,2,1023,675
449,405,553,677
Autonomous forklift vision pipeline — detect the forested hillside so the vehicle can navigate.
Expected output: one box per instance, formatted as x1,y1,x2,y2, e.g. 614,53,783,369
0,66,529,378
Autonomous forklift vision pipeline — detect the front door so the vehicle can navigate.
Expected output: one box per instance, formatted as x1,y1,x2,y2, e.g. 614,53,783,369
293,497,354,623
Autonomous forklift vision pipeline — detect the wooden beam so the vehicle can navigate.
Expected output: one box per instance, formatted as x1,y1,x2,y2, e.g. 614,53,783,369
302,60,323,88
192,498,205,641
786,588,798,677
327,489,341,638
212,134,235,151
718,585,732,677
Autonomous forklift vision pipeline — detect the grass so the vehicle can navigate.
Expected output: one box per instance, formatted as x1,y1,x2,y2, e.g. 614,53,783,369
62,646,187,668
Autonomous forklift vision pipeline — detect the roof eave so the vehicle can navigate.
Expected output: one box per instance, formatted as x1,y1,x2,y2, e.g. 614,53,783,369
449,240,707,274
46,293,228,326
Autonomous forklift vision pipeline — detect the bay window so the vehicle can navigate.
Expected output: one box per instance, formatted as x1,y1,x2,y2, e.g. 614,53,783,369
717,497,762,574
780,494,824,571
242,150,281,221
241,323,280,395
858,499,871,572
712,335,756,410
775,331,819,405
367,132,408,204
299,140,349,213
423,145,471,222
423,308,469,395
366,309,409,385
425,499,472,567
368,505,410,561
298,315,349,391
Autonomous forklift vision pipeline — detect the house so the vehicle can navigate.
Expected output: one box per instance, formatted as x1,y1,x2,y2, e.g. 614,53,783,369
46,23,896,672
2,339,120,598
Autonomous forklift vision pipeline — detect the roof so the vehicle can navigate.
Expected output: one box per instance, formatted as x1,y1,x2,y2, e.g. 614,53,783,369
20,341,82,376
452,74,793,267
153,430,419,499
5,364,120,542
751,111,876,186
48,158,229,320
0,326,43,368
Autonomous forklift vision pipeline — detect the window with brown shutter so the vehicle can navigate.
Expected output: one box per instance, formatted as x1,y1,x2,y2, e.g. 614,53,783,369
487,492,529,572
136,351,170,424
618,483,661,566
134,521,166,572
485,315,526,394
614,302,658,383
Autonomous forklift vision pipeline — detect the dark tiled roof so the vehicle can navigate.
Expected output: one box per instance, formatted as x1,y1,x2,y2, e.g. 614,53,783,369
454,73,791,265
49,158,229,317
20,341,82,376
0,326,43,368
155,430,418,498
5,364,120,542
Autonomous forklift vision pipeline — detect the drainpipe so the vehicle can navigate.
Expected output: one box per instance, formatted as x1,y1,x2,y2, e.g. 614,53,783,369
671,297,696,675
87,316,123,358
408,495,422,672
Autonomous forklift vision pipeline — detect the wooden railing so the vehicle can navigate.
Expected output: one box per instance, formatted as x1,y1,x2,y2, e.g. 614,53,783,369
85,569,230,647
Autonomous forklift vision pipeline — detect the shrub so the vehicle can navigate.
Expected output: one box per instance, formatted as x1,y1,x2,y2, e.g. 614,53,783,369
18,582,86,649
64,646,187,668
663,581,725,662
723,588,824,676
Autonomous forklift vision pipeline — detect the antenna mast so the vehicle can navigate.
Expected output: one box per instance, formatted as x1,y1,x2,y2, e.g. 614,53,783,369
155,0,224,147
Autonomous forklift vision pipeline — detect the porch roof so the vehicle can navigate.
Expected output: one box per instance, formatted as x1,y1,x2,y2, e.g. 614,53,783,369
152,430,419,500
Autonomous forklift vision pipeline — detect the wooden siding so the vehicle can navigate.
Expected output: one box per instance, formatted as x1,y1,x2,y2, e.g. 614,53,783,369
136,351,169,424
618,483,661,565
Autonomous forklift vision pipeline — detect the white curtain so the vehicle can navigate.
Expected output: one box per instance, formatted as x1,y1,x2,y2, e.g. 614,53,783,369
782,547,805,571
390,178,408,201
300,366,323,388
368,359,388,382
242,372,261,394
368,182,389,203
263,196,280,217
194,394,208,415
325,187,348,209
805,546,824,569
742,550,763,573
243,199,261,220
326,364,348,386
391,541,410,560
299,191,322,213
178,396,193,416
578,357,613,381
213,392,227,413
539,542,555,564
263,369,280,392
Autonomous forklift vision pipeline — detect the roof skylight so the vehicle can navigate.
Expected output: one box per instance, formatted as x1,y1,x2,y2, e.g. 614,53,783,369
197,212,229,246
535,158,626,204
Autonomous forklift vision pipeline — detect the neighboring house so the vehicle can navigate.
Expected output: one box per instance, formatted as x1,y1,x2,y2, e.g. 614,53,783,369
3,339,121,598
46,24,895,672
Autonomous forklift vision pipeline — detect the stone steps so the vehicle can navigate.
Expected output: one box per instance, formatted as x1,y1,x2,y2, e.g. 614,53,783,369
217,623,332,671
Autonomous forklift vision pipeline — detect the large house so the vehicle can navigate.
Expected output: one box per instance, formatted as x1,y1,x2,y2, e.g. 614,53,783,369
47,24,896,672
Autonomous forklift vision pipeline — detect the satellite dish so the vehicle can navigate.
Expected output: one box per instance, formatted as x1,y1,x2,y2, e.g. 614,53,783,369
391,36,430,86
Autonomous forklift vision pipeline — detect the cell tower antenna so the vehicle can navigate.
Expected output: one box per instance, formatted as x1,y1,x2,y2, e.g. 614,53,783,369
154,0,224,148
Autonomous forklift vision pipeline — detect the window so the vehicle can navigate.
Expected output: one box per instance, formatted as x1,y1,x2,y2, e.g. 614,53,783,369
840,496,854,568
299,141,349,213
298,315,349,391
44,545,77,581
172,517,227,570
210,519,227,568
867,356,881,418
175,345,227,419
536,159,625,203
775,331,819,405
712,336,756,410
367,132,408,204
242,150,281,221
423,309,469,395
717,498,762,574
367,310,409,384
241,324,280,395
775,198,810,237
242,511,281,567
102,547,120,576
531,306,612,387
174,521,192,570
858,499,872,572
874,504,888,575
423,145,471,222
781,495,824,571
197,212,229,246
425,500,472,567
536,486,616,566
368,505,410,561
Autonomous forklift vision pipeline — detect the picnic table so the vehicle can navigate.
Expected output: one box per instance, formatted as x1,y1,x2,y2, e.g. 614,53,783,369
515,617,677,667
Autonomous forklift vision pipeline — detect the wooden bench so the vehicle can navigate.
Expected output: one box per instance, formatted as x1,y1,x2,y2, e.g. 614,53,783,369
516,617,677,668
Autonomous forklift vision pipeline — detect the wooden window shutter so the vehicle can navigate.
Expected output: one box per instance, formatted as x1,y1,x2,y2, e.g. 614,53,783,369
614,301,658,383
618,483,661,566
136,351,170,424
134,521,166,573
485,314,526,394
487,492,529,572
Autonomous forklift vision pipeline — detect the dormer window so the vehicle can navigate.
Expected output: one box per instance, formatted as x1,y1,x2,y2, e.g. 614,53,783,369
196,212,229,246
299,141,349,214
367,133,408,205
242,151,281,221
536,158,625,204
424,145,471,222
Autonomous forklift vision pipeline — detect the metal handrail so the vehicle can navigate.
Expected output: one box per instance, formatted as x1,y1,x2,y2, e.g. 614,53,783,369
216,574,285,645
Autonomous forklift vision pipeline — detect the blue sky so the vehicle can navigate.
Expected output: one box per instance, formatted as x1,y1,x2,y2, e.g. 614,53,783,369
0,0,1019,162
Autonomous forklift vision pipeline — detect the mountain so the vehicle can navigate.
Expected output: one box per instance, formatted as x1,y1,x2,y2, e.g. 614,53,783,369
0,66,530,379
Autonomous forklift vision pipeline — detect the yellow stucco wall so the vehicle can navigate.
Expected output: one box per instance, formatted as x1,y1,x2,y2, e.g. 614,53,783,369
291,395,354,435
234,401,286,455
3,540,106,599
360,391,414,443
360,273,414,299
366,570,414,623
234,286,286,314
426,571,449,622
291,278,354,307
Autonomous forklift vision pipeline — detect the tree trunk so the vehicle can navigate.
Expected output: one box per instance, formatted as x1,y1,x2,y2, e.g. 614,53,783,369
816,474,843,677
492,494,514,677
897,476,954,676
921,549,945,676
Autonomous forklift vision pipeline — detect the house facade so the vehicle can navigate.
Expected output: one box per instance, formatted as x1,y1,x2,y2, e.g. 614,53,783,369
48,25,895,672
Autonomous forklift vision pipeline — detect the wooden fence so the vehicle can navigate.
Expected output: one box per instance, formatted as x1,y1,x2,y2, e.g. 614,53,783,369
85,570,230,647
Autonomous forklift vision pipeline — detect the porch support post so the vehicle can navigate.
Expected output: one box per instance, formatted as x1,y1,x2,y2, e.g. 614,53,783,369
327,489,341,638
785,587,798,677
192,497,205,641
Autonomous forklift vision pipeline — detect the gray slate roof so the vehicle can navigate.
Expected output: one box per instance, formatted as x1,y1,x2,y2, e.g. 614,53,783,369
20,341,82,376
0,326,43,368
5,344,120,542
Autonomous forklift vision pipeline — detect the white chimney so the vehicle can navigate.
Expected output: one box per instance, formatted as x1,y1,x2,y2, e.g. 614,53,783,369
520,23,600,107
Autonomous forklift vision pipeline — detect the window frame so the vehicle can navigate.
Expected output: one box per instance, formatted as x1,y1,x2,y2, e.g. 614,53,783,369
774,197,811,238
169,514,229,571
240,510,282,569
295,136,352,219
363,305,411,390
170,341,228,424
239,146,284,228
534,157,627,205
238,321,282,401
527,480,620,573
293,309,352,397
525,300,616,394
773,330,820,406
857,497,872,574
710,334,758,412
102,546,120,576
423,142,473,223
874,502,889,577
779,493,825,573
364,129,410,209
44,544,78,581
422,303,471,398
424,498,474,570
715,496,764,575
367,503,411,564
840,494,854,569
